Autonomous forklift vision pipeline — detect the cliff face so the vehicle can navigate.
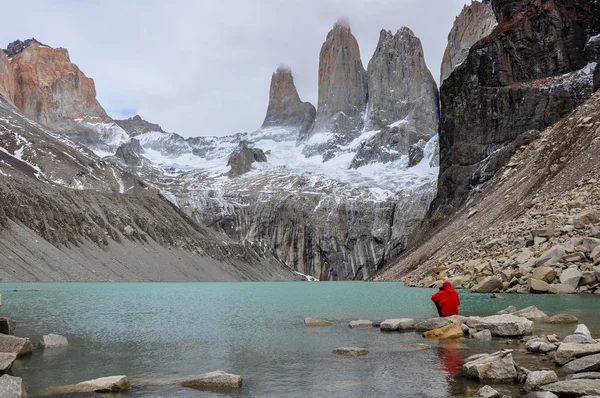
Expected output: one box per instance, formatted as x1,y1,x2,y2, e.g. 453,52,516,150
308,21,368,142
433,0,600,214
0,51,15,102
261,67,316,137
367,28,439,133
7,42,109,127
440,0,497,83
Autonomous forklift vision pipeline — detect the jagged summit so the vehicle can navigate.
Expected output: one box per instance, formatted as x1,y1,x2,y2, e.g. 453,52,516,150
115,115,167,136
260,66,315,137
2,38,50,57
310,20,367,140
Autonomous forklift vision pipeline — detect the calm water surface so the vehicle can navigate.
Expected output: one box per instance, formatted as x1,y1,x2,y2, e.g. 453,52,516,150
1,282,599,397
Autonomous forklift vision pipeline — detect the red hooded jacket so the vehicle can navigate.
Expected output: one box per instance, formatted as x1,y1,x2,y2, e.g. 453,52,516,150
431,282,460,317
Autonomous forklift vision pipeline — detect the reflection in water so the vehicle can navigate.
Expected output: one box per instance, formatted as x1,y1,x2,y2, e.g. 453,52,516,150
438,340,463,379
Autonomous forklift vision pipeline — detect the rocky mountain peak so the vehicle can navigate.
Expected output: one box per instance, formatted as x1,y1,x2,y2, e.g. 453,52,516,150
260,66,316,138
366,27,439,133
115,115,166,136
2,38,49,58
227,141,267,177
309,20,368,140
440,0,497,83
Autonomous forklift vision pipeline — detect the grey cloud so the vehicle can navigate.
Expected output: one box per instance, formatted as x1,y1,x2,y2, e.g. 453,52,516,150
1,0,471,137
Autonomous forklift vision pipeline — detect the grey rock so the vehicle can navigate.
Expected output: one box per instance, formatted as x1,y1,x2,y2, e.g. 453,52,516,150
560,268,583,289
555,343,600,365
573,210,600,229
525,370,559,391
349,320,373,328
541,379,600,396
472,329,493,341
414,317,452,332
366,28,439,136
0,335,32,358
0,375,26,398
408,140,426,168
466,314,534,337
564,353,600,374
463,350,518,382
332,347,369,357
380,318,414,331
529,279,550,294
471,276,504,293
304,318,331,327
496,306,518,315
549,284,577,295
566,372,600,380
472,385,500,398
514,306,548,320
47,376,131,394
181,371,242,390
580,271,598,287
544,314,578,324
0,353,16,374
536,245,566,267
114,138,144,167
564,334,598,345
575,324,593,339
524,393,559,398
39,334,68,348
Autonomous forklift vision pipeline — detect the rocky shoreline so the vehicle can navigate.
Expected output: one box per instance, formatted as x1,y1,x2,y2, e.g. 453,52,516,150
2,296,600,397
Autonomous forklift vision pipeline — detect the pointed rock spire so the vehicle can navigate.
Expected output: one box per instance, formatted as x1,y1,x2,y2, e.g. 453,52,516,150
261,66,316,137
310,20,368,138
366,27,439,136
440,0,497,83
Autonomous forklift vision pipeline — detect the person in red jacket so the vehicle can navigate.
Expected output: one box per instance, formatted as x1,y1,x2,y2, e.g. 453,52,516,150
431,281,460,317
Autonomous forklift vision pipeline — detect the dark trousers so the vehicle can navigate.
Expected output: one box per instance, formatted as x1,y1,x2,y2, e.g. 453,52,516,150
434,302,443,317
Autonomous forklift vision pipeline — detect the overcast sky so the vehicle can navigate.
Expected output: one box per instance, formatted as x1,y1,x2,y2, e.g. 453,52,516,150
2,0,472,137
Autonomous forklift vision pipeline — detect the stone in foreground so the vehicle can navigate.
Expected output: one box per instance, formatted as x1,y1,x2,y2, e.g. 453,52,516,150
181,371,242,390
555,343,600,366
472,329,493,341
380,318,414,331
525,370,559,391
48,376,131,394
473,385,500,398
349,320,373,328
541,379,600,396
515,306,548,320
39,334,68,348
0,319,16,336
544,314,579,324
463,350,518,382
0,353,17,374
304,317,331,327
0,375,26,398
332,347,369,357
466,314,534,337
423,323,464,340
414,317,452,332
0,335,32,358
564,353,600,374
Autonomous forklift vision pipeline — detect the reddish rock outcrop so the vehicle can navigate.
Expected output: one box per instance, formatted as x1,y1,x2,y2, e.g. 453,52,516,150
0,51,15,102
434,0,600,214
440,1,497,83
310,20,368,139
6,41,110,128
261,67,315,137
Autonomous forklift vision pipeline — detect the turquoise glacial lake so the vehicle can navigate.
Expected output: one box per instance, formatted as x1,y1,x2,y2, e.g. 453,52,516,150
1,282,599,397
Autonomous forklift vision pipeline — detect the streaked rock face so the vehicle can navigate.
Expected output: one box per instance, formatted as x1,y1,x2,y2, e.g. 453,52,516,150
261,67,315,137
440,0,497,83
309,21,368,141
367,28,439,134
7,41,109,127
434,0,600,212
0,51,15,102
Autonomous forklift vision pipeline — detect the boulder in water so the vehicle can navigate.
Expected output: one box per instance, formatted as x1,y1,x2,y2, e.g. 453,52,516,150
332,347,369,357
555,343,600,365
181,371,242,390
472,385,500,398
423,323,464,340
380,318,414,331
514,306,548,320
0,375,26,398
304,317,332,327
541,379,600,396
463,350,518,382
563,353,600,374
47,376,131,394
39,333,68,348
414,317,452,332
0,335,32,358
466,314,534,337
0,353,16,374
349,320,373,328
524,370,559,391
544,314,578,324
